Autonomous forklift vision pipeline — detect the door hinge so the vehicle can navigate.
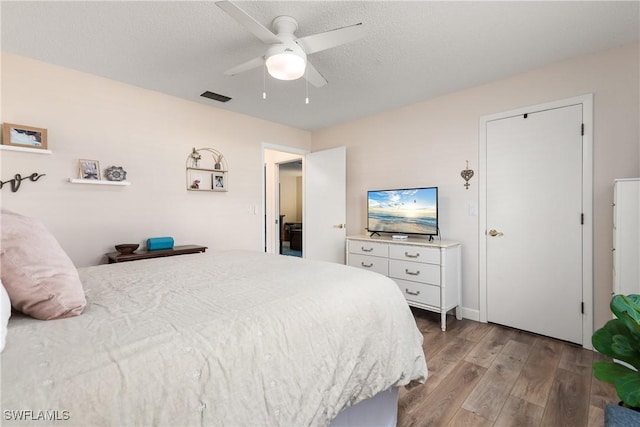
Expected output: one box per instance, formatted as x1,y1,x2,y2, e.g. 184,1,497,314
581,302,584,314
581,213,584,224
581,123,584,136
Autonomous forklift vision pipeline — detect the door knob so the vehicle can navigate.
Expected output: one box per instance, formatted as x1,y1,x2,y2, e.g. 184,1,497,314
334,224,345,229
488,229,504,237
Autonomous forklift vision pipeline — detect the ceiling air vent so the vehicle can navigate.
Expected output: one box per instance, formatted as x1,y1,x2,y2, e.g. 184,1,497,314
200,91,231,103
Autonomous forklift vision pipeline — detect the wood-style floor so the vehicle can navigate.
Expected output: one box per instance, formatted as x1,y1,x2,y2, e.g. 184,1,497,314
398,308,618,427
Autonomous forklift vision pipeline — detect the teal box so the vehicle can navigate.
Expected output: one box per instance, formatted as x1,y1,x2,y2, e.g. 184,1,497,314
147,237,174,251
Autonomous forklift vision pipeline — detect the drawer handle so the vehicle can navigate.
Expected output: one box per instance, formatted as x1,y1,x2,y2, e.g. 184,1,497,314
361,247,374,252
405,269,421,276
361,262,373,268
405,288,421,296
405,252,420,258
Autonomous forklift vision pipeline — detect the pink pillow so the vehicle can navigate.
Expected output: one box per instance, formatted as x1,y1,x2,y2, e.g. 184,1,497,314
0,209,86,320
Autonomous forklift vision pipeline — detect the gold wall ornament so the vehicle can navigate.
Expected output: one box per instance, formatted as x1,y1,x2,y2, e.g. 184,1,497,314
461,160,474,189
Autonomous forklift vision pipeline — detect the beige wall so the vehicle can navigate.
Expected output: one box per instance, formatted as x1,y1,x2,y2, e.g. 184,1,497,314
2,43,638,331
0,53,311,267
279,168,302,224
311,43,640,330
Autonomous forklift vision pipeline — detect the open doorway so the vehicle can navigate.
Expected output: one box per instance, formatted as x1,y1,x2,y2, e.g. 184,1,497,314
263,145,346,263
263,146,305,256
279,160,302,257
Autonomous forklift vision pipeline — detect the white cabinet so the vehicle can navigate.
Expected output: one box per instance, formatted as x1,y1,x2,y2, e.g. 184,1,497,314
346,236,461,331
613,179,640,295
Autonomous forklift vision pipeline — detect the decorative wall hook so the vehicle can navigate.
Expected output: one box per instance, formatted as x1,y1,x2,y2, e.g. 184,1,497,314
461,161,474,189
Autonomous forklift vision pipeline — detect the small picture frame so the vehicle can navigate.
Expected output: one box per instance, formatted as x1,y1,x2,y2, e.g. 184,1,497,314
79,159,101,180
213,173,225,190
2,123,48,149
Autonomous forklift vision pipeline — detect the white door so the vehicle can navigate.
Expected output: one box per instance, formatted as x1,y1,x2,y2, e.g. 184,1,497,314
485,104,584,344
304,147,346,263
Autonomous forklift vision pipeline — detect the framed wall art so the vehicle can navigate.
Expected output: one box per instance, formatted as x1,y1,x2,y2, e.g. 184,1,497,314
78,159,101,180
2,123,48,150
213,173,225,190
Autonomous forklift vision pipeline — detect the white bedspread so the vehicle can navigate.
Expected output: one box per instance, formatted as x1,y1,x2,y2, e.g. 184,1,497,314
2,251,427,426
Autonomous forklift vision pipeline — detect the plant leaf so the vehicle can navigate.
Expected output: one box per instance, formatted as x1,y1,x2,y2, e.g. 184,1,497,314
593,360,637,384
614,370,640,408
611,334,640,367
592,294,640,407
592,318,639,366
611,294,640,336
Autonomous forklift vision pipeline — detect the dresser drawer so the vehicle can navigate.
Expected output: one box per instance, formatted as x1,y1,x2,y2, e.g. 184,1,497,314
388,259,440,285
347,254,389,276
389,244,440,264
348,240,389,257
394,279,440,307
346,236,461,332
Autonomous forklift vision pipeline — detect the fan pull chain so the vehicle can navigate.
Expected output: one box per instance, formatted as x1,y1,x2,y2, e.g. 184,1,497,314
262,62,267,100
305,69,309,104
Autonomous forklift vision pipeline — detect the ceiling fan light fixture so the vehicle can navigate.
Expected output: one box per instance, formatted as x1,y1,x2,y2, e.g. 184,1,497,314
265,45,306,81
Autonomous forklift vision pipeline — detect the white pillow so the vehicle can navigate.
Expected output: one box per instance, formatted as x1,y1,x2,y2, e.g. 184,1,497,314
0,280,11,352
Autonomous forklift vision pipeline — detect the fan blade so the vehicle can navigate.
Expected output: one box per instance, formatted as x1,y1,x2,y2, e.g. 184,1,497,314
304,61,327,88
296,23,364,55
224,56,265,76
216,1,281,45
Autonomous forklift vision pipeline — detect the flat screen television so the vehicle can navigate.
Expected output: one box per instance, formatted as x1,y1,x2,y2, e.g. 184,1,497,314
367,187,438,237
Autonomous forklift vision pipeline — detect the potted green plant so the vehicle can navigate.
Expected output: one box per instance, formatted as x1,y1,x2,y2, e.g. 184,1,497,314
592,294,640,410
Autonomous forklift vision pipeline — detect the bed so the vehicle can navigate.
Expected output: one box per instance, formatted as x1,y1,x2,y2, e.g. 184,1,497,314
1,249,427,426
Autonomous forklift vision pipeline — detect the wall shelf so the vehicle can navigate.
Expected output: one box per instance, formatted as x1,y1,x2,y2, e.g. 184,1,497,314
186,148,228,192
69,178,130,186
0,145,52,155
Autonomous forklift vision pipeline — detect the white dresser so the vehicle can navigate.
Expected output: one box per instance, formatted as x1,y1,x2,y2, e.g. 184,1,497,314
346,235,461,331
613,178,640,295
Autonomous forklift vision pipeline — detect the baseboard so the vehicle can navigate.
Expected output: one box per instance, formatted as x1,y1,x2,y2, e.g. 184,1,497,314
460,307,480,322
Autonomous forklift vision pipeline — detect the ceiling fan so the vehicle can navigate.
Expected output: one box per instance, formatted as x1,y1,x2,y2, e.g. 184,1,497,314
216,1,365,87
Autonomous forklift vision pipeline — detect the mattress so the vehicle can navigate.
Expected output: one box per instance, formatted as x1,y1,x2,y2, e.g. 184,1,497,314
2,251,427,426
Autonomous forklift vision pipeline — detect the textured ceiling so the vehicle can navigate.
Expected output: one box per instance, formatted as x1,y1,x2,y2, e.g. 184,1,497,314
2,1,639,131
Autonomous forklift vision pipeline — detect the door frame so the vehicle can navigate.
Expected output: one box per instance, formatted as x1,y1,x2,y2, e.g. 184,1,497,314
261,143,308,254
478,94,593,349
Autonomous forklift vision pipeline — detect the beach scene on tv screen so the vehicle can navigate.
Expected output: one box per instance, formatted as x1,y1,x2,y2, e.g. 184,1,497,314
368,188,437,234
